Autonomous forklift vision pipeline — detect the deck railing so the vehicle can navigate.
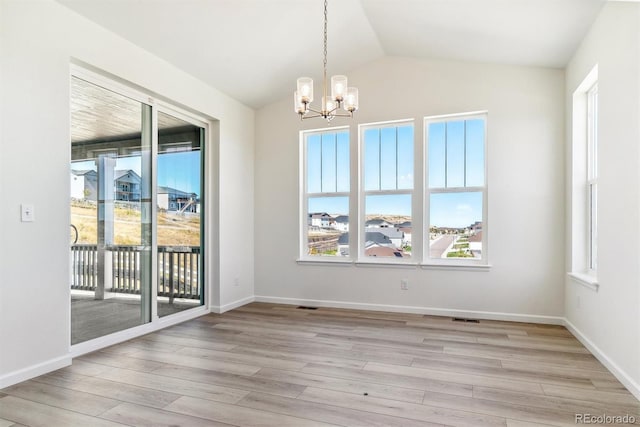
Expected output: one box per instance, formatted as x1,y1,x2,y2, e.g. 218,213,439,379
70,244,201,301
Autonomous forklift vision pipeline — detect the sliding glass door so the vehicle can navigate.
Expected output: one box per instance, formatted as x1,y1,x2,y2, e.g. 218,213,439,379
156,111,204,317
70,74,206,345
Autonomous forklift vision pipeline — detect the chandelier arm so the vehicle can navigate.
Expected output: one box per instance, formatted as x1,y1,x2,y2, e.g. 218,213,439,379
306,106,325,115
301,112,328,120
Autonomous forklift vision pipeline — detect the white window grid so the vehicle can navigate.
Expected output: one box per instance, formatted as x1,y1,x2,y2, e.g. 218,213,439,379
300,126,350,259
359,120,415,262
424,112,488,265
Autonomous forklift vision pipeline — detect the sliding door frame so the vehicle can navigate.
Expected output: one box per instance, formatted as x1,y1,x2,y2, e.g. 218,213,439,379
69,64,215,357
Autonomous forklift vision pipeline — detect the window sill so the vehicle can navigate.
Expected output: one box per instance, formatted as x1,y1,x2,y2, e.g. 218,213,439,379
296,258,353,266
296,259,492,271
354,260,418,269
568,272,599,292
420,263,491,271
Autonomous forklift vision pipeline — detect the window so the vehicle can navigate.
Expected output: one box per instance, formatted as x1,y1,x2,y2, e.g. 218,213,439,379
299,116,488,268
570,65,598,286
361,121,414,260
425,113,487,263
301,128,350,257
587,83,598,273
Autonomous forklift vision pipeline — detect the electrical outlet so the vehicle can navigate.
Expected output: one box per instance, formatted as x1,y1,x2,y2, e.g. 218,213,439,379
576,295,581,309
234,277,240,287
400,279,408,290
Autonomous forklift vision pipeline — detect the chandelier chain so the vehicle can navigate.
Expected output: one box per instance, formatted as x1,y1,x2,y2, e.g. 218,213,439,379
323,0,328,71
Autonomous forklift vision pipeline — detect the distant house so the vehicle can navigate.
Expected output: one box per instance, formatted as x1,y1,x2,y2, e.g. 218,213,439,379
373,227,404,248
70,170,97,200
469,231,483,256
365,218,393,228
309,212,333,228
71,169,197,212
332,215,349,232
114,170,141,201
337,233,349,256
470,221,483,232
337,231,393,256
365,244,405,258
158,186,199,213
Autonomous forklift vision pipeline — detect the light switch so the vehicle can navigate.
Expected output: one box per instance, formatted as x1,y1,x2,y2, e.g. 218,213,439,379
21,204,35,222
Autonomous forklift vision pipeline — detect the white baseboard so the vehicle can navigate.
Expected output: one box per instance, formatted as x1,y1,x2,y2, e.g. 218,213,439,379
564,318,640,401
0,354,71,389
1,306,210,389
210,295,255,314
253,295,564,325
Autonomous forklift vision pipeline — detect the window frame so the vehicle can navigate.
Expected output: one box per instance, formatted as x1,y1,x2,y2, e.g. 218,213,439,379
569,65,598,289
423,111,488,267
69,64,214,355
358,119,415,264
586,83,598,275
299,126,352,261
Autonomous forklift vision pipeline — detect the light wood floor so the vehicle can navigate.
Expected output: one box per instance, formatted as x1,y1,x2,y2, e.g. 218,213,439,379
1,302,638,426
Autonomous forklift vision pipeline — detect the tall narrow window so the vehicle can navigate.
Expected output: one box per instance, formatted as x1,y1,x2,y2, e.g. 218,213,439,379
302,128,350,257
425,113,487,263
587,83,598,273
570,65,598,285
361,121,414,260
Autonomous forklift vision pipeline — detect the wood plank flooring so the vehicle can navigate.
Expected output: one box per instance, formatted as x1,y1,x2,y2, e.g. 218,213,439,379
1,302,638,426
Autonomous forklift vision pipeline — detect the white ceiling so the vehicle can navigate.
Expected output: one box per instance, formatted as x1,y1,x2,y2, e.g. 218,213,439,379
57,0,605,109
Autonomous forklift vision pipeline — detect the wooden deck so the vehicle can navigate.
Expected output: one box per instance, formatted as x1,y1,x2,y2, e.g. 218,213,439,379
1,302,639,426
71,295,201,344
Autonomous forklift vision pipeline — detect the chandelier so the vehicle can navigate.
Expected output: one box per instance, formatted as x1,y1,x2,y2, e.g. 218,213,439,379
294,0,359,122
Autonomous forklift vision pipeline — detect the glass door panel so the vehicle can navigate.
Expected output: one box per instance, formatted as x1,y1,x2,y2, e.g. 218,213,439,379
156,111,204,317
70,76,152,344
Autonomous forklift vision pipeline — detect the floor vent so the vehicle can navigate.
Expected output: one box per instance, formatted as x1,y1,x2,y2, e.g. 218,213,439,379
453,317,480,323
297,306,318,310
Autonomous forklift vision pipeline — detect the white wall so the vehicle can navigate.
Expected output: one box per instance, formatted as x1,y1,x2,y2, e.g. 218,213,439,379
565,2,640,398
0,0,254,385
255,57,565,321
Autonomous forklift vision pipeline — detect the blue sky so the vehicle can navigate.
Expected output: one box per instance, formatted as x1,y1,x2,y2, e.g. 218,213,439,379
307,119,484,228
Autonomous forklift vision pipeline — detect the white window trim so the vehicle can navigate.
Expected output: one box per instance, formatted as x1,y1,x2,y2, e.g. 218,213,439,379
358,119,415,263
569,65,598,281
423,111,489,267
299,126,351,261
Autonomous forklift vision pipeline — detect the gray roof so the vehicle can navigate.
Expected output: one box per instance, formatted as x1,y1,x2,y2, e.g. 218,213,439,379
375,228,404,239
334,215,349,224
158,186,197,197
114,169,141,182
339,232,391,246
366,218,390,226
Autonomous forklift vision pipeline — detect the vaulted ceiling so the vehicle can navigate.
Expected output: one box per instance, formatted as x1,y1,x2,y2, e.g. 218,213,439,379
57,0,605,109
